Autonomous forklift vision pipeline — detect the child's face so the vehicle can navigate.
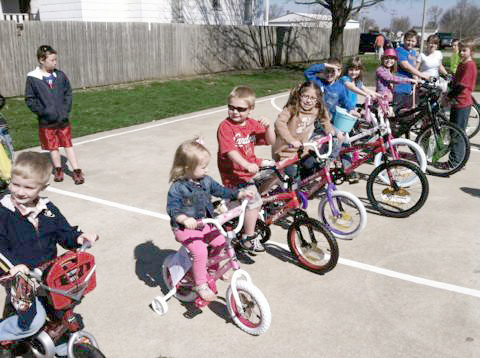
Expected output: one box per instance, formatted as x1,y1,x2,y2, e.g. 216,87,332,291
40,53,57,72
300,87,318,112
9,175,46,207
404,36,417,50
460,46,472,61
347,67,361,80
324,67,341,83
426,41,438,54
382,56,396,68
228,98,252,124
451,42,459,53
192,155,210,179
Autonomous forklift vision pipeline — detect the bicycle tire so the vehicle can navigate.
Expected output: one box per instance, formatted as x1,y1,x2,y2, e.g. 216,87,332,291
72,342,106,358
374,137,427,185
317,190,367,240
162,254,197,302
287,217,338,274
226,280,271,336
256,219,271,244
415,121,470,176
443,101,480,139
367,160,429,218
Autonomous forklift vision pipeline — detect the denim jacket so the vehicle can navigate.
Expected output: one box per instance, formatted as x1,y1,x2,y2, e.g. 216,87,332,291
166,176,239,229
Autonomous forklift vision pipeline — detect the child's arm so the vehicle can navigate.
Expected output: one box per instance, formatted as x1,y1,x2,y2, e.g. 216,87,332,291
175,214,197,229
398,58,430,80
274,108,301,147
25,78,44,116
376,66,419,85
62,73,73,115
227,150,258,174
304,63,326,82
167,183,197,229
344,79,370,98
256,116,276,145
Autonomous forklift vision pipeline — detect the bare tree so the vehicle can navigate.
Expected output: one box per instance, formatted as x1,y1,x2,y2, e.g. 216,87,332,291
269,4,286,19
293,0,385,58
359,16,377,32
440,0,480,39
391,16,411,34
428,5,443,29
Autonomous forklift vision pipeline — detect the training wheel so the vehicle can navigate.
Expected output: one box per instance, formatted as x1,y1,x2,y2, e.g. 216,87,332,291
152,296,169,316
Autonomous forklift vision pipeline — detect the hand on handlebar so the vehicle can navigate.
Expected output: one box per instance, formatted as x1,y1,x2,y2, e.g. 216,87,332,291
9,264,30,276
77,233,99,247
290,140,302,149
245,162,259,174
238,189,254,201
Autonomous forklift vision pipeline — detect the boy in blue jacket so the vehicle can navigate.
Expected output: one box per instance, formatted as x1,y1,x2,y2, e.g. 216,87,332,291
0,151,98,344
25,45,84,185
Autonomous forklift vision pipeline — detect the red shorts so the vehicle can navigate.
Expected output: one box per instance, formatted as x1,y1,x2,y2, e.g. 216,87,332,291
39,125,72,150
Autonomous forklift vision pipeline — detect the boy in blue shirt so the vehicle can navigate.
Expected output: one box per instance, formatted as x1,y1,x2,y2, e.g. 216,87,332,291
394,29,430,112
0,152,98,346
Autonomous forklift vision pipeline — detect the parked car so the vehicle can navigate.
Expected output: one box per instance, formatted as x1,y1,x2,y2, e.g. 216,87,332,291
437,32,454,49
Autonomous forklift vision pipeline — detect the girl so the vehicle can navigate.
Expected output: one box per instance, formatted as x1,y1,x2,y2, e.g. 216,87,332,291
272,81,334,162
340,56,380,107
166,138,251,301
376,48,420,104
417,34,448,79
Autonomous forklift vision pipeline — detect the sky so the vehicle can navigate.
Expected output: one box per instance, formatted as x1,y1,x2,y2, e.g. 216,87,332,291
269,0,460,28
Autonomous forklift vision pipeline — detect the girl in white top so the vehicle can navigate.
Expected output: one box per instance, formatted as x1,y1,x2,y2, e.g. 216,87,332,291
417,34,448,78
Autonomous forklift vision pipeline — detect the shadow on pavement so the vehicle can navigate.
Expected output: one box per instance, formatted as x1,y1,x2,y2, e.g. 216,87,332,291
461,187,480,198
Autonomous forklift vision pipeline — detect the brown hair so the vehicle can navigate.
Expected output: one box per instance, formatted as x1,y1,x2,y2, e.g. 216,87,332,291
227,85,256,108
12,151,52,185
404,29,418,41
460,39,476,52
426,34,440,45
284,81,330,121
344,56,364,82
169,138,210,182
36,45,57,62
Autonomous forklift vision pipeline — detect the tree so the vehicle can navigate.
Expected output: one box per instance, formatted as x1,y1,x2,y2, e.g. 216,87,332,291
269,4,286,20
294,0,385,59
391,16,411,34
440,0,480,39
428,5,443,29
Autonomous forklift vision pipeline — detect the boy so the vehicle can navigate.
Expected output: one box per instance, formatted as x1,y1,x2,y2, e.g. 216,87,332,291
217,86,275,253
0,152,98,343
393,29,430,112
449,39,460,74
304,58,357,117
448,39,478,166
25,45,85,185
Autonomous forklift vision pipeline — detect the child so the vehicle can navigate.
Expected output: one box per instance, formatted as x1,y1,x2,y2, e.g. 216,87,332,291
417,34,448,79
376,48,420,104
25,45,85,185
272,81,333,162
304,58,357,117
340,56,381,107
449,39,460,74
393,29,430,112
0,151,98,342
448,39,478,166
217,86,275,253
166,138,252,301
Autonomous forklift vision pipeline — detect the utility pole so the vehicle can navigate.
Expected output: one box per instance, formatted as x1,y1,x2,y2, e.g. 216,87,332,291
265,0,269,25
420,0,428,54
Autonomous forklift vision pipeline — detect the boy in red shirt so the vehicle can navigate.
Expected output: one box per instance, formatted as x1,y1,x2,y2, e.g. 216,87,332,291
448,39,478,166
217,86,275,253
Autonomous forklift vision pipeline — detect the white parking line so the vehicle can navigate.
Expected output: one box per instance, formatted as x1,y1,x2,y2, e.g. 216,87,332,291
46,186,480,299
74,94,289,146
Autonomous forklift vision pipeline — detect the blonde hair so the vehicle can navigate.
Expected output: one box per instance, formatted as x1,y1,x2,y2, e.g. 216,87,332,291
460,39,476,52
12,152,52,185
227,85,256,108
169,138,210,182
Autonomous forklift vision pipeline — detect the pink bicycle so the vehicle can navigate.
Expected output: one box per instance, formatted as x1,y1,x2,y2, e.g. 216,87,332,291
151,200,272,336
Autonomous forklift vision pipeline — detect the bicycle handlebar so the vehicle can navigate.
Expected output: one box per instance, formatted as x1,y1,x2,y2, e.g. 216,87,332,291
301,134,333,160
197,200,249,237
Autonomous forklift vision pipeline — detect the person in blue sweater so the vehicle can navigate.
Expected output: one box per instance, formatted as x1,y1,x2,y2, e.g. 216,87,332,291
0,151,98,344
25,45,85,185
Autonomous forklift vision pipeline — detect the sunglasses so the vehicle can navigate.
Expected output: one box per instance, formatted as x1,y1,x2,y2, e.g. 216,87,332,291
228,105,249,112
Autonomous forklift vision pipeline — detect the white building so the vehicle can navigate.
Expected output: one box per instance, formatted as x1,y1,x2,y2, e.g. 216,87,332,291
0,0,266,25
268,12,360,29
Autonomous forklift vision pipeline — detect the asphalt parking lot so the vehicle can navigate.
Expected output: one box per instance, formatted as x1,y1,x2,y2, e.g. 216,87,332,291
3,91,480,358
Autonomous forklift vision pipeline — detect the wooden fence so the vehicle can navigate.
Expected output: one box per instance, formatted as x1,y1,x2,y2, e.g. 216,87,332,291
0,21,359,97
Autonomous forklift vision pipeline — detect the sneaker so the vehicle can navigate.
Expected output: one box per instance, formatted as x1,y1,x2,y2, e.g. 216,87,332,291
193,283,216,301
72,169,85,185
53,167,64,182
220,270,233,281
240,235,266,253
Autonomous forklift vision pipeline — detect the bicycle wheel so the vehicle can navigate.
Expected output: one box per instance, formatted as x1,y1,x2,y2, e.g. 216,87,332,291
226,280,271,336
374,138,427,186
444,102,480,138
367,160,429,218
317,190,367,240
255,219,271,244
162,254,197,302
287,217,338,274
416,122,470,176
72,343,106,358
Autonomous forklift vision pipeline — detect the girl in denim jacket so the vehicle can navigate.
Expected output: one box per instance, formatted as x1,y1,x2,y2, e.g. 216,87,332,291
166,138,252,301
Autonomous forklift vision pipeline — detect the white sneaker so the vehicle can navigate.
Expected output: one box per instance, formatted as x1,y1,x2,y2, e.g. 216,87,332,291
240,235,266,253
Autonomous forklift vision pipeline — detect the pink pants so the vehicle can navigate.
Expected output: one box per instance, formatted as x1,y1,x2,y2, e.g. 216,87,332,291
173,225,226,286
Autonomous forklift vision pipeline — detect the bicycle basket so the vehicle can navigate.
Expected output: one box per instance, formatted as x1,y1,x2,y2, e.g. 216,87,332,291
45,251,96,310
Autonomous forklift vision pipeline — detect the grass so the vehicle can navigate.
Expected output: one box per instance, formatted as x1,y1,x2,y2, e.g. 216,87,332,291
2,55,478,150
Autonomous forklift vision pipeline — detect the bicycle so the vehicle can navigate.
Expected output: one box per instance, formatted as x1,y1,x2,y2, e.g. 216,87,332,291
0,242,105,358
151,200,272,336
0,102,14,192
442,95,480,139
256,135,367,241
390,79,470,176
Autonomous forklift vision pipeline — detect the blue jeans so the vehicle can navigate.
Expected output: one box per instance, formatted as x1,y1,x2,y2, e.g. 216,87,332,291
449,106,470,166
0,298,46,341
